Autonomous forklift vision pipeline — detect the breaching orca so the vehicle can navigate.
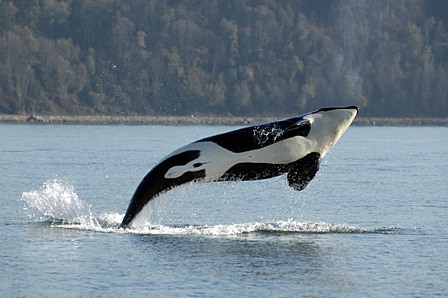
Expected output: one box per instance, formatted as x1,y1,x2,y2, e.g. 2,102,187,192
120,106,358,228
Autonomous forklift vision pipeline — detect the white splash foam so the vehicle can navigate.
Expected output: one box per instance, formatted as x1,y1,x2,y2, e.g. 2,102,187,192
22,178,101,229
123,220,365,235
22,179,383,236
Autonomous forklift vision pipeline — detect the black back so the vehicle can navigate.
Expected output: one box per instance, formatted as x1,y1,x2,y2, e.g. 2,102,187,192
197,117,311,153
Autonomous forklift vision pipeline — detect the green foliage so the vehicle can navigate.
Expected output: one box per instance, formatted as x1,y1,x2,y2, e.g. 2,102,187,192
0,0,447,116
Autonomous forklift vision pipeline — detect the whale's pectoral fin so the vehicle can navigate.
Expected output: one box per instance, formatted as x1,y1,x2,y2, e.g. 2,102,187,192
287,152,321,191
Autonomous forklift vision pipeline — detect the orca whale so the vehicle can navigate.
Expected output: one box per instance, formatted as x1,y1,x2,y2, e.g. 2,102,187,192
120,106,358,228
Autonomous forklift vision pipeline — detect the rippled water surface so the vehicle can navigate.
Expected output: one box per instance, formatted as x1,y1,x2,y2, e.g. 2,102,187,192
1,124,447,297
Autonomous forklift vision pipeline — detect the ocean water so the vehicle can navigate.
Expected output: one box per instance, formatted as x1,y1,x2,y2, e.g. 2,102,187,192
1,123,447,297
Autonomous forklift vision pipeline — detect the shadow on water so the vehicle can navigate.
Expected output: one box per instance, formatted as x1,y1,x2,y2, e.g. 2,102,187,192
16,216,412,295
134,232,326,285
122,224,409,292
23,221,98,239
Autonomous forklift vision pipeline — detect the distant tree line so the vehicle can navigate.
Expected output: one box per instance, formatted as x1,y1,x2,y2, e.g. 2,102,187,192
0,0,447,117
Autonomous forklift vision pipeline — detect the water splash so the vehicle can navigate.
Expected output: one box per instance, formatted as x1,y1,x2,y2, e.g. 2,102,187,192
22,178,101,229
126,220,368,236
253,125,283,146
21,179,399,235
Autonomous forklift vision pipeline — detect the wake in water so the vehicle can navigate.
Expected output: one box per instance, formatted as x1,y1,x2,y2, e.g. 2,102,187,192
22,179,398,235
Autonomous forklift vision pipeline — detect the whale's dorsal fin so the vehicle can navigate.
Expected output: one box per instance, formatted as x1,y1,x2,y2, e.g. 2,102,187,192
287,152,320,191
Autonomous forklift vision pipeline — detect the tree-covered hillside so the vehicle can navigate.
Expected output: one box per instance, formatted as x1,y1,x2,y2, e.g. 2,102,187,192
1,0,447,117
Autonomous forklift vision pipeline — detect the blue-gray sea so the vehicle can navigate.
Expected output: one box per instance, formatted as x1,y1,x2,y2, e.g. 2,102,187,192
1,123,447,297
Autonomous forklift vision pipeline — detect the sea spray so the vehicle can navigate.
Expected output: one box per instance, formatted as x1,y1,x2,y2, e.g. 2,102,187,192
22,178,101,228
20,181,393,235
120,220,372,236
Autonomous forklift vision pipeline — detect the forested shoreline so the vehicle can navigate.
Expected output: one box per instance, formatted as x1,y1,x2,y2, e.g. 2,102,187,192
1,0,448,117
2,113,448,126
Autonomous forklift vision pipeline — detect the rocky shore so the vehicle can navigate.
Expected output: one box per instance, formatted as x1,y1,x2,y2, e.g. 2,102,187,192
0,114,447,126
